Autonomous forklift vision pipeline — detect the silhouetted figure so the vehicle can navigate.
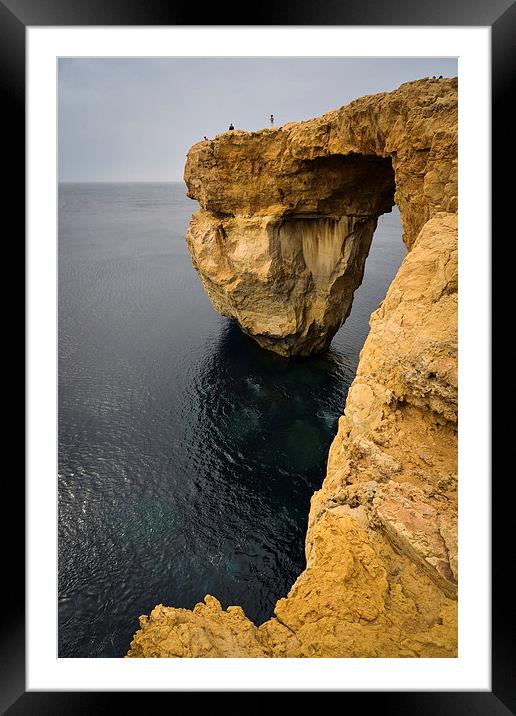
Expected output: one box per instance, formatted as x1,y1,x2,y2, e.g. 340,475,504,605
439,75,443,79
229,123,234,131
432,76,436,79
270,114,274,127
203,136,208,140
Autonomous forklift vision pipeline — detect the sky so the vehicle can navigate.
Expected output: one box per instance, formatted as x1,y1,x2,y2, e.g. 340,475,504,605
58,57,458,183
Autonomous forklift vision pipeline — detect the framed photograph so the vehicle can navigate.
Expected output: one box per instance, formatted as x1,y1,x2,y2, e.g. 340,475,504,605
5,0,508,709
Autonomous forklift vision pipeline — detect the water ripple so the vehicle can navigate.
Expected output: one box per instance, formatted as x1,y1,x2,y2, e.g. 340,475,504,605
58,183,404,657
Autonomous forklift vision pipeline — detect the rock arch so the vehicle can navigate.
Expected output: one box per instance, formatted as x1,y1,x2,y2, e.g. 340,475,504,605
184,78,457,357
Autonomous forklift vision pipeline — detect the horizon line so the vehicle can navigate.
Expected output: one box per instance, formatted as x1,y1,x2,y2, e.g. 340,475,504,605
58,179,186,184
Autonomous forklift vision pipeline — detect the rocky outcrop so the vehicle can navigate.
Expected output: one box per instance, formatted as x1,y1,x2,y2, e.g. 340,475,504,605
126,597,270,658
127,78,458,658
184,77,457,356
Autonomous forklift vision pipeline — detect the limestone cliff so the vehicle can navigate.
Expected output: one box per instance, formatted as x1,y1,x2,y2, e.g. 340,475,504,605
127,78,458,658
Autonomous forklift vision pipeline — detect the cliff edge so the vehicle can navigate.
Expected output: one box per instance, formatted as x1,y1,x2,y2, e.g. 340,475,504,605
127,78,458,658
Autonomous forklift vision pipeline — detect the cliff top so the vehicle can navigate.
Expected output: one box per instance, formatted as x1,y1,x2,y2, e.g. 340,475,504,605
184,76,457,249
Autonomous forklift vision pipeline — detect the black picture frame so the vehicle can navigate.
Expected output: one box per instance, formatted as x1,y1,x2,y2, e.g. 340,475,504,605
5,0,509,710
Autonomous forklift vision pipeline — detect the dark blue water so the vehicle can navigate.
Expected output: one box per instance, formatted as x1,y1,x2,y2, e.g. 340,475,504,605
58,182,405,657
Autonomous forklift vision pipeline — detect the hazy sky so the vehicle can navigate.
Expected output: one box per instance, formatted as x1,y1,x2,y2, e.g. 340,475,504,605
58,57,458,182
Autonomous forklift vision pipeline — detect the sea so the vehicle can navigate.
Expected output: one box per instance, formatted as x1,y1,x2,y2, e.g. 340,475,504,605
58,182,405,657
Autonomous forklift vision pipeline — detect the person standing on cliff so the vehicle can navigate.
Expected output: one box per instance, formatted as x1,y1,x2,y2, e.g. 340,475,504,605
270,114,274,127
228,123,234,131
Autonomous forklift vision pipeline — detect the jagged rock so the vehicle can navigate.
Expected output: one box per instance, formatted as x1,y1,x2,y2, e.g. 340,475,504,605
127,78,458,658
127,597,269,658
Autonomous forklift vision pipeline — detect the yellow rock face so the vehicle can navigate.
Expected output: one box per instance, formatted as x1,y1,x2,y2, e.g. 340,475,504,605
127,78,458,658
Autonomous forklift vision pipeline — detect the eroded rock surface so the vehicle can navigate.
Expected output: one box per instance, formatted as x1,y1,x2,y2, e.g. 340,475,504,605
184,77,457,356
127,597,270,658
127,78,458,658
